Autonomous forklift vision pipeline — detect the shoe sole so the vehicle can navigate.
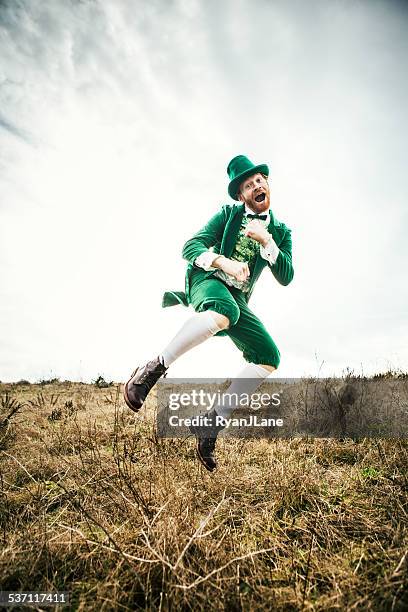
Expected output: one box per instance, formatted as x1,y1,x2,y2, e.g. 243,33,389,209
196,444,216,472
189,425,216,472
123,368,143,413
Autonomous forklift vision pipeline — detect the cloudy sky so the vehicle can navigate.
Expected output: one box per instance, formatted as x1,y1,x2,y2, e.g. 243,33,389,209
1,0,407,383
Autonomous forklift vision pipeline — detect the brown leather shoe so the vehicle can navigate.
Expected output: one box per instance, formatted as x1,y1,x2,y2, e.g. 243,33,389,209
194,434,218,472
123,356,167,413
189,411,225,472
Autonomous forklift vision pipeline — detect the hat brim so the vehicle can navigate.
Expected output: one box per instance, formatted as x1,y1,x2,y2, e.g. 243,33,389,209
228,163,269,200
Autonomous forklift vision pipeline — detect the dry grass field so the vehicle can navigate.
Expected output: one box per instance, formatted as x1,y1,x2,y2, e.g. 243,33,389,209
0,377,407,611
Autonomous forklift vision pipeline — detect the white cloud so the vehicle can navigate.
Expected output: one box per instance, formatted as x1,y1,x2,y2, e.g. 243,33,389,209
1,0,407,382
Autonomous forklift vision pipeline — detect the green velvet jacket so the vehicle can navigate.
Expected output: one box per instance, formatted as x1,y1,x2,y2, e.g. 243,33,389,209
162,203,294,308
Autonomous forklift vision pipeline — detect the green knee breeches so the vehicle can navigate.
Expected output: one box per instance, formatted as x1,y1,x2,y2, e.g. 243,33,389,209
189,268,281,368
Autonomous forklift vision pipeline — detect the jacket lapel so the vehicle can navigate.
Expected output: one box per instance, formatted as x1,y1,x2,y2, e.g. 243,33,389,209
267,208,284,246
247,208,284,298
221,204,245,257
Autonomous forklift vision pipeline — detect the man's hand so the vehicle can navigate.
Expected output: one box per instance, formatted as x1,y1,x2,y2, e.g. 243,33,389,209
244,220,271,246
212,256,250,281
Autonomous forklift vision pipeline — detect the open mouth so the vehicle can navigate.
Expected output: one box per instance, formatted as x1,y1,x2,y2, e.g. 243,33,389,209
254,192,266,203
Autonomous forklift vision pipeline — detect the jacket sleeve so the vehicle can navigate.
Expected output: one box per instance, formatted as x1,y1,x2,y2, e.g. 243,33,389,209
182,207,228,266
269,226,294,286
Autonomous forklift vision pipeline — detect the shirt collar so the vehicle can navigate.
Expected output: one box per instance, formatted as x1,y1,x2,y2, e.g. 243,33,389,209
244,204,270,218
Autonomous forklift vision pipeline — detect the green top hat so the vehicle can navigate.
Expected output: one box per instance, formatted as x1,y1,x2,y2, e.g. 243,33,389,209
227,155,269,200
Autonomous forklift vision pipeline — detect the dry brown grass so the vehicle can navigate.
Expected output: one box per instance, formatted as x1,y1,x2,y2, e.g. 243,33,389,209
0,380,407,611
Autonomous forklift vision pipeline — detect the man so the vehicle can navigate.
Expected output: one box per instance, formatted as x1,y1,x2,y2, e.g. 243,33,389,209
124,155,294,471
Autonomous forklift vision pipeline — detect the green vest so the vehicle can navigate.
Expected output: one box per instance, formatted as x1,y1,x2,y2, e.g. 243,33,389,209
213,214,267,292
162,203,294,308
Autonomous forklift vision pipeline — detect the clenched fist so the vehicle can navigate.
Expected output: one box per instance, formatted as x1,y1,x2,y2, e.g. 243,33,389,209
244,220,270,246
213,256,250,281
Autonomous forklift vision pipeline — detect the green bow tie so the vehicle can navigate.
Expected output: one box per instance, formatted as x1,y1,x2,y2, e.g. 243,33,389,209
247,213,268,220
